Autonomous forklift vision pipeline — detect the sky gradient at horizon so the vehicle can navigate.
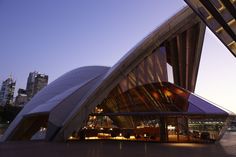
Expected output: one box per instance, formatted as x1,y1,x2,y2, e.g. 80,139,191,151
0,0,236,112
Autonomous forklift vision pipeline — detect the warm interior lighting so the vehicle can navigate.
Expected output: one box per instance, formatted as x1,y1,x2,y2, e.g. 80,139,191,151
164,90,172,97
68,136,74,140
176,89,184,94
114,136,126,140
97,133,111,137
85,137,99,140
136,126,144,129
167,125,175,130
130,136,135,140
152,92,159,99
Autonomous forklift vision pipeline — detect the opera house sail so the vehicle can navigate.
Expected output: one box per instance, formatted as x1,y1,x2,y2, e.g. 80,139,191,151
1,6,234,143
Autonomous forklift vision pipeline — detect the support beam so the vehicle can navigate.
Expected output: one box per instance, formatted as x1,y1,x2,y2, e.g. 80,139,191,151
220,0,236,19
199,0,236,42
185,0,236,57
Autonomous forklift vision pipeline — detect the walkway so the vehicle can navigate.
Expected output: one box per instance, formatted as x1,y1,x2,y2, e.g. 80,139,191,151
0,132,236,157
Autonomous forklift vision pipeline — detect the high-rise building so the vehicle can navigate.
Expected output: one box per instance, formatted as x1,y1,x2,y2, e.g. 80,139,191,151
26,72,48,100
15,88,28,107
0,77,16,106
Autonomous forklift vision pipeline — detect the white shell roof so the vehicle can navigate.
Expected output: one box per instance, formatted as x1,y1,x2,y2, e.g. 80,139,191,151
1,66,110,141
2,6,233,142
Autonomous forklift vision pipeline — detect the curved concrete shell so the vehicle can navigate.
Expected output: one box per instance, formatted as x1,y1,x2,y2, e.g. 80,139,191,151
1,7,234,143
1,66,110,141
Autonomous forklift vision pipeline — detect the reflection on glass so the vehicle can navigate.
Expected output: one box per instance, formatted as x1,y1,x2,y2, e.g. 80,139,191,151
70,115,161,142
68,114,229,143
188,117,226,142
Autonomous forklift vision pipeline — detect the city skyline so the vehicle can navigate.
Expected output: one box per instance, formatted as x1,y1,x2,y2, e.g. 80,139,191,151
0,71,48,107
0,0,236,112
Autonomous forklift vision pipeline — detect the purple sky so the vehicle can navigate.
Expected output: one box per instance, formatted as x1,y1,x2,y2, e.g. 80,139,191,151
0,0,236,112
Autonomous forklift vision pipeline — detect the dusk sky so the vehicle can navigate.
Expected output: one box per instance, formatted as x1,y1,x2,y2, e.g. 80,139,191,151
0,0,236,112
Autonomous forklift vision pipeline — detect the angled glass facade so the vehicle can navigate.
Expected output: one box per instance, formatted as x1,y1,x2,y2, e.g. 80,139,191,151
70,47,232,143
76,84,230,143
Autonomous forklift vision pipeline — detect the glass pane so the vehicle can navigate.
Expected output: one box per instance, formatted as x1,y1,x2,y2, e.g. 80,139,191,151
167,117,178,142
73,115,161,142
188,117,227,142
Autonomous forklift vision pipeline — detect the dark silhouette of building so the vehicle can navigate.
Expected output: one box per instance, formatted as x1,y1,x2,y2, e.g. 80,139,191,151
26,72,48,100
15,89,28,107
0,77,16,106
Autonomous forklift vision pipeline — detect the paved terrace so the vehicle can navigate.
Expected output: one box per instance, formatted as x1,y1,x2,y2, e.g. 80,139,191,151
0,131,236,157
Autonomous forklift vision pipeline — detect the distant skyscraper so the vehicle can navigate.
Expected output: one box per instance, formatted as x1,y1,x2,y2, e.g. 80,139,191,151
0,77,16,106
26,72,48,100
15,88,28,107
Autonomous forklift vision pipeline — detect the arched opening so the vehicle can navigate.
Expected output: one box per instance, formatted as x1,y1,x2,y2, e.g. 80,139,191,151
9,114,48,141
